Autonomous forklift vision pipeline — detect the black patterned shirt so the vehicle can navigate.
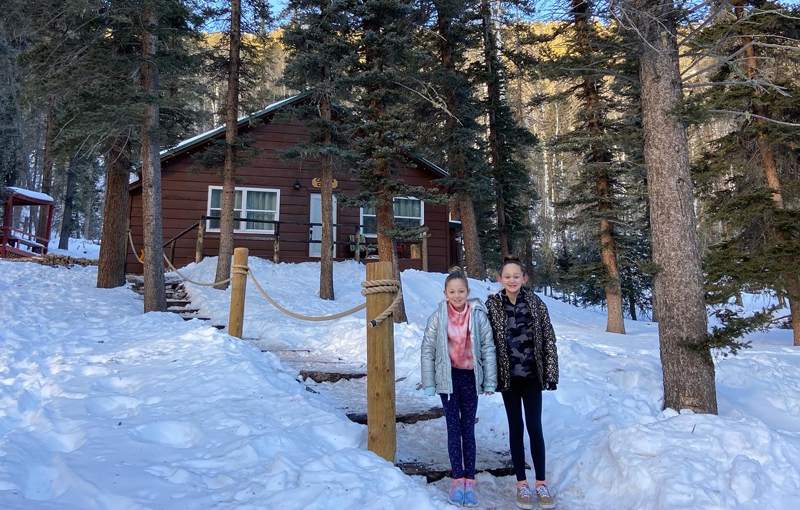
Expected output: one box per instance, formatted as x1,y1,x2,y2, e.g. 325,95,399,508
501,288,538,379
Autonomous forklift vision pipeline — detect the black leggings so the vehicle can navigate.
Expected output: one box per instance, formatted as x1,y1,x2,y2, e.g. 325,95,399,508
501,377,545,482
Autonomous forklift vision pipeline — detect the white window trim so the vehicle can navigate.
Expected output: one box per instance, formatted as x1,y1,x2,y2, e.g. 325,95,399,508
360,197,425,238
206,186,280,234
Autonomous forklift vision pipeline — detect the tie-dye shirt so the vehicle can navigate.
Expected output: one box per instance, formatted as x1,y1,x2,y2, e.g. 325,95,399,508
447,302,474,370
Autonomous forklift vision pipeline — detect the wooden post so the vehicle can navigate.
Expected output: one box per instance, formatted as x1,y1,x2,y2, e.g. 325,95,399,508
228,247,248,338
195,220,204,263
422,232,429,272
355,231,361,263
365,261,396,463
273,222,280,264
169,240,176,266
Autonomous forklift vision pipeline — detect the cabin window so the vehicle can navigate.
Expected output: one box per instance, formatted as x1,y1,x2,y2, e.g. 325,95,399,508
360,197,424,237
206,186,280,233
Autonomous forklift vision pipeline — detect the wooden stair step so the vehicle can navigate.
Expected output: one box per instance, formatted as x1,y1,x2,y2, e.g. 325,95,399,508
346,406,444,426
397,460,522,483
174,309,201,315
299,369,367,383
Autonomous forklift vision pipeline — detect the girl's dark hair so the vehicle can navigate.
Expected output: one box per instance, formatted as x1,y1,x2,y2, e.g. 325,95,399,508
500,255,527,275
445,266,469,288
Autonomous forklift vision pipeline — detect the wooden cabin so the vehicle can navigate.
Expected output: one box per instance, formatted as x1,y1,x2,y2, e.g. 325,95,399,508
1,187,54,259
126,93,461,274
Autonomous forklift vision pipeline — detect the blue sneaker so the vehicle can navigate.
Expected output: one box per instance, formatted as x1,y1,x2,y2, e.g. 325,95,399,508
463,479,478,507
448,478,465,506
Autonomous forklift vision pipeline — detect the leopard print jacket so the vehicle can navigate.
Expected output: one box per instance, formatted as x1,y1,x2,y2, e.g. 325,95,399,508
485,287,559,392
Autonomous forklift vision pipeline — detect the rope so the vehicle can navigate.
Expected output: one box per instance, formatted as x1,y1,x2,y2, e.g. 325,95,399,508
247,270,367,321
360,279,403,328
246,270,402,327
127,230,402,326
128,230,232,287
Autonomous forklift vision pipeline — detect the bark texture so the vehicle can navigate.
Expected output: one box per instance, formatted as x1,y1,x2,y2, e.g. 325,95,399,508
140,7,167,312
96,138,131,288
318,88,334,300
215,0,242,290
633,0,717,413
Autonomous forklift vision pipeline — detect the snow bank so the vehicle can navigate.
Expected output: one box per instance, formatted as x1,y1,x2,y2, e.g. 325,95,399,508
176,257,800,510
47,238,100,259
0,261,446,509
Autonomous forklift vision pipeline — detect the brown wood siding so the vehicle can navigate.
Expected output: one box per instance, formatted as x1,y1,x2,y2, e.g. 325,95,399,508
126,118,449,275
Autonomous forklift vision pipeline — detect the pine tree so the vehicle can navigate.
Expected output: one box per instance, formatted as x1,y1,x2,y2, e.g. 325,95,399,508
416,0,488,280
690,0,800,345
282,0,355,300
478,0,537,263
346,0,441,321
16,0,207,289
214,0,244,289
625,0,718,414
140,3,167,312
527,0,651,333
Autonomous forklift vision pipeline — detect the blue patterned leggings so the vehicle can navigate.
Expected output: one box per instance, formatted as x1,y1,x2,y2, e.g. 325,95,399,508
440,367,478,480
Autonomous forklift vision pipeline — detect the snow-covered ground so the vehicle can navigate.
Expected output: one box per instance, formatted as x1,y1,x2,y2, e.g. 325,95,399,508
47,237,101,259
1,257,799,510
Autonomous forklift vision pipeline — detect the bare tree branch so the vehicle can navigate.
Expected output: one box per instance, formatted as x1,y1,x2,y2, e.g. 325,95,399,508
709,109,800,127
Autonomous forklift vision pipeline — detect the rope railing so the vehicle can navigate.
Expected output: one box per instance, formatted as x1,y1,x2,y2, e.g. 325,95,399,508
127,230,402,327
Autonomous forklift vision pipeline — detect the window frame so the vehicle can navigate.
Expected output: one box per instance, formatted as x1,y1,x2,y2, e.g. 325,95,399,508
360,196,425,238
206,186,281,234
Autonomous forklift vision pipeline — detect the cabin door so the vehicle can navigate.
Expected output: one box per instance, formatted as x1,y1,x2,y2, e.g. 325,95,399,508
309,193,337,258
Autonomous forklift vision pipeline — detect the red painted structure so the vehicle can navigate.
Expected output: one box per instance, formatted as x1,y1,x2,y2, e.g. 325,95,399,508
0,187,55,258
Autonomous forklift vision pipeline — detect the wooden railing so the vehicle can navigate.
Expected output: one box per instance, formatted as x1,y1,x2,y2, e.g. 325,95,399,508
1,226,49,258
159,216,428,269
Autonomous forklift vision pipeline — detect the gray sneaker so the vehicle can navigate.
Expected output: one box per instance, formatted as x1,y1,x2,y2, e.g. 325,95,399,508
515,483,533,509
535,483,556,509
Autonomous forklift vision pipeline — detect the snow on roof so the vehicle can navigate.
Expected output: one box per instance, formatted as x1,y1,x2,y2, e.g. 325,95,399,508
159,92,312,160
6,187,54,203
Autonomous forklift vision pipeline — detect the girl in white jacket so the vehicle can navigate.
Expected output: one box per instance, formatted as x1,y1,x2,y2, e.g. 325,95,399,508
421,267,497,507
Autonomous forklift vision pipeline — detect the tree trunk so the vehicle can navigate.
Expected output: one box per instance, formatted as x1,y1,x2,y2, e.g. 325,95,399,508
215,0,242,290
96,138,131,288
436,5,486,280
734,1,799,345
318,74,334,300
363,13,407,323
458,193,486,280
628,292,637,321
140,7,167,312
480,0,508,260
633,0,717,413
58,160,77,250
37,94,55,239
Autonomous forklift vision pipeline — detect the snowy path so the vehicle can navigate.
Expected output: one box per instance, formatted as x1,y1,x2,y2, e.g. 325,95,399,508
2,257,799,510
0,261,447,509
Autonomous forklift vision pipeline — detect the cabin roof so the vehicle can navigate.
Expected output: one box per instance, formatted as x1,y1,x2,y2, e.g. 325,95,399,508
130,92,448,193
